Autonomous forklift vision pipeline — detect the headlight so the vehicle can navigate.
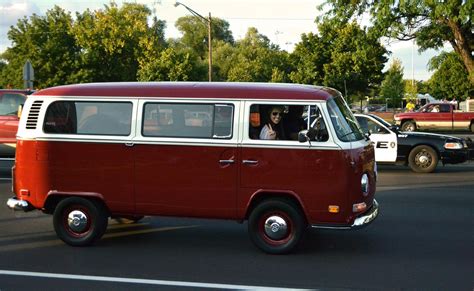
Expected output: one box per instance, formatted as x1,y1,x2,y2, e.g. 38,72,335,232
361,173,369,196
444,142,463,149
394,116,400,121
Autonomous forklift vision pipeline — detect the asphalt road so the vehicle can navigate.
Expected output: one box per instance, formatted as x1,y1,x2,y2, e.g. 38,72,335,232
1,162,473,290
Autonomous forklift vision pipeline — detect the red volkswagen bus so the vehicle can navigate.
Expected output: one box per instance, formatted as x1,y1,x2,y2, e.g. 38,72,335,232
7,82,378,254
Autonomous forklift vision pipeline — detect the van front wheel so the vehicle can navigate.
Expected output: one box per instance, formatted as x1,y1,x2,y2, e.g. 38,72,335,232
53,197,108,246
248,199,305,254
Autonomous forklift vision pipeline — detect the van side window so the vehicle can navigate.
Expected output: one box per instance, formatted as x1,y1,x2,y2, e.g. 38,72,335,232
249,104,329,141
43,101,132,136
142,103,233,139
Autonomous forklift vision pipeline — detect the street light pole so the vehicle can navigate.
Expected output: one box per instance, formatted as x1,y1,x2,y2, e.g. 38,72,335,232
207,12,212,82
174,2,212,82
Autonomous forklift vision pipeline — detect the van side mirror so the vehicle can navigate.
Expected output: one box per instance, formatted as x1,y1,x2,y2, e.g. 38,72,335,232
298,128,316,143
17,104,23,118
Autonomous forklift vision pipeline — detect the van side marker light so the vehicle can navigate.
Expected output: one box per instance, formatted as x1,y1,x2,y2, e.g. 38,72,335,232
328,205,339,213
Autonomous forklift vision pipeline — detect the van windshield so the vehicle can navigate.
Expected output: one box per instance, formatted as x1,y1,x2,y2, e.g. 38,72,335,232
327,96,364,142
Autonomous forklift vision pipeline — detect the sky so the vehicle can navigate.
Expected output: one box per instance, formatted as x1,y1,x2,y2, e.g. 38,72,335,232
0,0,448,81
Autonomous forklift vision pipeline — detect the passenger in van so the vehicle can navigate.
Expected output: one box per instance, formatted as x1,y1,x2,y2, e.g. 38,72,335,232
260,106,285,140
284,106,306,140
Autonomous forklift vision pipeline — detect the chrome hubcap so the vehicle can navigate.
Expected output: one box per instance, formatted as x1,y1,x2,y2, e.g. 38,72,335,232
264,216,288,240
416,152,431,167
67,210,88,233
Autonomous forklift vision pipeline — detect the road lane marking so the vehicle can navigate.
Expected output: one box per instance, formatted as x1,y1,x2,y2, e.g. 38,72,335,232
0,270,313,290
0,222,150,243
0,225,197,252
377,180,474,192
102,225,198,239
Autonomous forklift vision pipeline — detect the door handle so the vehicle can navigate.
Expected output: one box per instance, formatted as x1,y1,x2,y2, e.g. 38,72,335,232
219,159,235,164
242,160,258,165
125,143,134,147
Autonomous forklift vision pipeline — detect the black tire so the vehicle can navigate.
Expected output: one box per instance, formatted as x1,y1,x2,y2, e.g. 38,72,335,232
248,199,305,254
408,145,438,173
53,197,108,246
401,120,416,132
470,122,474,133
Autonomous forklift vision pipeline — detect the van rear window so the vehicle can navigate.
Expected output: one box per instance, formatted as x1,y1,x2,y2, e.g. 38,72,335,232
142,103,233,139
43,101,132,136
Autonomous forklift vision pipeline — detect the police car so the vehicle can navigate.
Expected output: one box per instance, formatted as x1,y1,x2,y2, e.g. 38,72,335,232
355,114,473,173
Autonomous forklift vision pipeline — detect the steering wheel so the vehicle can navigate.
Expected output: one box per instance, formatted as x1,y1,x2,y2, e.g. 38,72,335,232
312,116,327,141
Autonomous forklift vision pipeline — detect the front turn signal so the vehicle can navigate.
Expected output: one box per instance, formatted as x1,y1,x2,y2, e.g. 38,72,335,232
352,202,367,213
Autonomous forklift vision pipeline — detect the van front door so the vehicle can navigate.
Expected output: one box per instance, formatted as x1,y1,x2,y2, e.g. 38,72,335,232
133,101,238,219
239,103,348,224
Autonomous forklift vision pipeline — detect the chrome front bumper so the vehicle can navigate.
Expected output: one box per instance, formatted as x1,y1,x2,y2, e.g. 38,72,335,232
6,197,31,211
311,199,379,230
351,199,379,229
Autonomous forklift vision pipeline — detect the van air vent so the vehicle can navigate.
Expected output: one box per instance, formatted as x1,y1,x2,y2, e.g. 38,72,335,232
26,100,44,129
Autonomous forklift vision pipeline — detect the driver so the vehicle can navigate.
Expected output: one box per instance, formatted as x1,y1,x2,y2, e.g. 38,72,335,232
284,106,306,140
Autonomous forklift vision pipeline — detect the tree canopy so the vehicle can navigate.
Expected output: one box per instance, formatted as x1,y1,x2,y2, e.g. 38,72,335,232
290,20,387,101
321,0,474,84
427,52,473,100
1,6,79,88
175,15,234,60
380,59,404,108
0,1,469,103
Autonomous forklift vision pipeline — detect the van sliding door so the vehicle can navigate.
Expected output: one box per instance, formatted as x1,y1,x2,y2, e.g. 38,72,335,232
132,100,240,218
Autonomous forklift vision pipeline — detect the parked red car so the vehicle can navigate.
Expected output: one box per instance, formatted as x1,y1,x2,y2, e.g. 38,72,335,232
0,89,33,159
394,102,474,132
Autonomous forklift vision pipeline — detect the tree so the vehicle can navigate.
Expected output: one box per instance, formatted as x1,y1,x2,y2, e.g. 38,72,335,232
0,61,7,88
321,0,474,84
73,3,160,82
405,80,418,107
211,40,238,81
0,6,80,88
175,15,234,60
137,47,201,81
290,20,387,101
226,28,290,82
427,52,473,100
289,32,328,85
380,59,404,109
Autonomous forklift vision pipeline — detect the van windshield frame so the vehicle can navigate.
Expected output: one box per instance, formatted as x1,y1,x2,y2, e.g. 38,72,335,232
327,96,364,142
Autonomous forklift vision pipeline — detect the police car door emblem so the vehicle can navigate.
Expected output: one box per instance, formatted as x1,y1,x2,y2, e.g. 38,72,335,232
376,141,388,148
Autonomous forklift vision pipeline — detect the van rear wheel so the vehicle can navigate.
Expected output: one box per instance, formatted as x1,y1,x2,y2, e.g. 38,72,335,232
53,197,108,246
248,199,305,254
